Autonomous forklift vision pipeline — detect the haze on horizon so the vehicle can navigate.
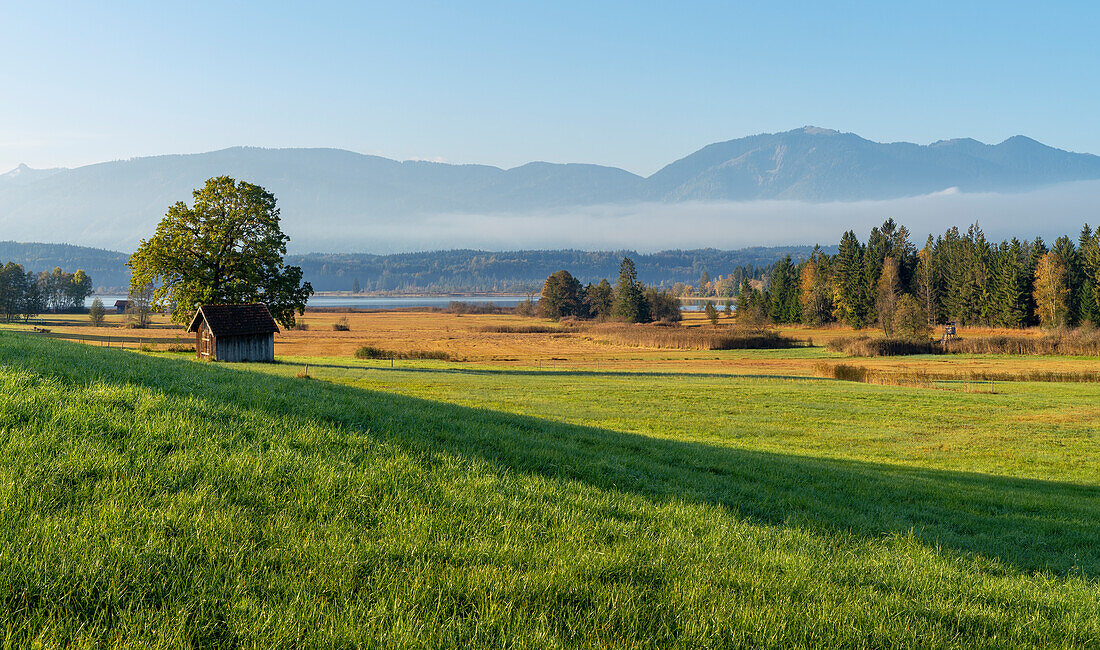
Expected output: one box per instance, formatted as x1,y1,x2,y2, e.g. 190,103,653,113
2,1,1099,176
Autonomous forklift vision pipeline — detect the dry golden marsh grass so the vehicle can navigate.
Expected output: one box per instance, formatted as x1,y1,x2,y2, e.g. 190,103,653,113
12,309,1100,381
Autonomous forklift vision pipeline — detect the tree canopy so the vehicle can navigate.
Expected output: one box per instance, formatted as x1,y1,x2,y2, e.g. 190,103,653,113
129,177,313,328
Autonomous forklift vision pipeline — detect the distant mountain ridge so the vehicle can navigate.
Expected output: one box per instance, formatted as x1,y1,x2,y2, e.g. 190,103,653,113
1,127,1099,250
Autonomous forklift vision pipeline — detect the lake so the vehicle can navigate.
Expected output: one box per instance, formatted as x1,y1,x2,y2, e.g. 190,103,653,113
87,294,719,311
86,294,533,310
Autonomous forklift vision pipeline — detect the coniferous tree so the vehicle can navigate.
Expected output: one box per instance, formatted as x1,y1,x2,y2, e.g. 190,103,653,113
1051,235,1082,325
832,230,867,327
767,255,799,323
988,240,1027,328
1079,225,1100,323
612,257,649,322
704,300,719,326
583,279,614,319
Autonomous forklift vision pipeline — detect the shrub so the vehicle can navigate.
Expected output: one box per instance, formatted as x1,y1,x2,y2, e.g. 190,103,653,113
893,295,930,341
332,317,350,331
477,324,560,334
355,346,453,361
826,336,941,357
88,298,106,327
587,323,802,350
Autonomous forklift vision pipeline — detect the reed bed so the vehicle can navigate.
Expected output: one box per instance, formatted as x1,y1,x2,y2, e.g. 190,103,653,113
476,324,561,334
355,345,454,360
826,336,941,356
587,322,803,350
829,327,1100,357
814,362,1100,387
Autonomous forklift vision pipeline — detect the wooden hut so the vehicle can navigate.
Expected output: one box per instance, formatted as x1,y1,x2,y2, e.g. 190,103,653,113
186,304,279,362
114,300,131,313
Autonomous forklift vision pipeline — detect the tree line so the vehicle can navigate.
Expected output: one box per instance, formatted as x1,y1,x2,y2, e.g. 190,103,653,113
0,264,94,322
740,219,1100,334
290,247,807,293
540,257,681,323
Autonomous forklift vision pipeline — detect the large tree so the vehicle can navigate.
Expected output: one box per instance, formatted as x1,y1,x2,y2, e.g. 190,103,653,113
129,176,313,328
539,270,585,320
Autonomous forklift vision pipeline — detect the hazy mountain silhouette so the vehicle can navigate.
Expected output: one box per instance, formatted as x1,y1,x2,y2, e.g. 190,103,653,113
1,127,1098,250
647,127,1100,200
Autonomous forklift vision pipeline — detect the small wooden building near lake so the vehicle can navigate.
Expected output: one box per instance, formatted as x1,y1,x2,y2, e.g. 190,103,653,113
186,304,279,362
114,300,131,313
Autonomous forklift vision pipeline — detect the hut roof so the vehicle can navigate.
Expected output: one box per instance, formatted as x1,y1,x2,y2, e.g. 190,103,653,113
187,304,280,336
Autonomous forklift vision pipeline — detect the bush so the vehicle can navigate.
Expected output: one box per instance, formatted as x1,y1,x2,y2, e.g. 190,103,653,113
826,336,941,357
332,317,350,331
477,324,560,334
88,298,106,327
893,295,930,341
355,346,453,361
587,323,802,350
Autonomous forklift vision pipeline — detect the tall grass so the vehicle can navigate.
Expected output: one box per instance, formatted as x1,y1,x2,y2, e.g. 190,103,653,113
354,345,454,360
476,324,561,334
814,361,1100,386
0,333,1098,645
829,327,1100,357
587,322,802,350
826,336,942,356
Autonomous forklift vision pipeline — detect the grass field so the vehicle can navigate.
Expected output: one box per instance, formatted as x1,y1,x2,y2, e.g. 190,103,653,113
1,322,1099,646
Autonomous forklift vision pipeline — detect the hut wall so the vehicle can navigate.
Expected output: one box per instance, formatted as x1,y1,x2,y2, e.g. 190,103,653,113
215,334,275,362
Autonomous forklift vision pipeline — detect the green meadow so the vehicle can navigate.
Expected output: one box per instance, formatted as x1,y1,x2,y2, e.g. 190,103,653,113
0,332,1098,647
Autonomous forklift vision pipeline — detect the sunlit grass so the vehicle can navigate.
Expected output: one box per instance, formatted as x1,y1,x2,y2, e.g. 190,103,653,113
0,332,1098,646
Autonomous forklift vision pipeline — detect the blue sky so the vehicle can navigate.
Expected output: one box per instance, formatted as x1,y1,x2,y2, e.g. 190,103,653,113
1,1,1098,176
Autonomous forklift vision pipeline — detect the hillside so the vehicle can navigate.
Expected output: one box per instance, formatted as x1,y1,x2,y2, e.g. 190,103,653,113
0,242,823,293
0,241,131,290
0,331,1097,645
1,128,1098,251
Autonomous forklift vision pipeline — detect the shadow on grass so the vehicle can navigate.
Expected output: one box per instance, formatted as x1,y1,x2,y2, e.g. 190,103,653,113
3,332,1097,579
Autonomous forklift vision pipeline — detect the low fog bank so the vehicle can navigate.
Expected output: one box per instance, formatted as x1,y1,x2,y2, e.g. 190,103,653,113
286,180,1100,254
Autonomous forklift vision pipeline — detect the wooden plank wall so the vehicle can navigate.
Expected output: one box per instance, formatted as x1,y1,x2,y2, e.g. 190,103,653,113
215,334,274,362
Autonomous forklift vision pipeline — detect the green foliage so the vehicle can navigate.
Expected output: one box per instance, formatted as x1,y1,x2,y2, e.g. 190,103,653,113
0,335,1099,645
88,298,106,327
540,270,586,320
892,294,929,341
583,279,614,319
703,300,719,325
767,255,800,323
612,257,650,323
645,287,682,323
128,176,313,328
832,231,867,327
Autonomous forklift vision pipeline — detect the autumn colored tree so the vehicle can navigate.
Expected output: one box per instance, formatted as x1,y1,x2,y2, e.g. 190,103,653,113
914,239,938,325
875,257,901,336
892,294,929,340
1033,252,1069,328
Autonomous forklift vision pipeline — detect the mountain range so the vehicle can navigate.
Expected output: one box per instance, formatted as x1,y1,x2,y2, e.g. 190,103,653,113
2,127,1099,252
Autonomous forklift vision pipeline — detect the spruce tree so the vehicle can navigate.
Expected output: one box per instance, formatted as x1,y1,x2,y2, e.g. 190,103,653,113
613,257,649,323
